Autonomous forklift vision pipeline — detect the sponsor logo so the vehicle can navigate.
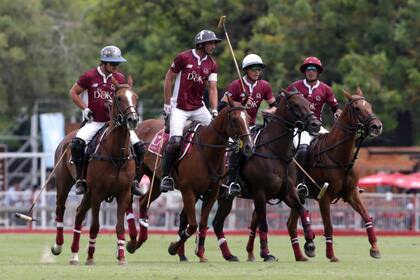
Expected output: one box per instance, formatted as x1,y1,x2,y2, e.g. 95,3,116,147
245,96,258,109
187,71,204,83
203,68,209,74
93,88,113,100
186,64,193,69
92,83,98,88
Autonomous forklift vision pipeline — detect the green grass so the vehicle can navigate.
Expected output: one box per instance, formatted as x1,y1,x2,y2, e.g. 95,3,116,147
0,234,419,280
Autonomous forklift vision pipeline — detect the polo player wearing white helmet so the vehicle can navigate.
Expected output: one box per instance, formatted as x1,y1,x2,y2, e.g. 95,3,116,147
286,56,342,202
159,30,222,192
217,54,277,198
69,45,145,196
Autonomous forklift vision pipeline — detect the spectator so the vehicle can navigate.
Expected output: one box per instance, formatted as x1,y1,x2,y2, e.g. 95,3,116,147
4,180,20,207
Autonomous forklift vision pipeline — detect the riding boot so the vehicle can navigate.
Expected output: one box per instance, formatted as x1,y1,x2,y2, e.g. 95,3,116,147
221,151,242,198
131,141,145,196
160,136,182,192
70,138,87,195
295,144,310,203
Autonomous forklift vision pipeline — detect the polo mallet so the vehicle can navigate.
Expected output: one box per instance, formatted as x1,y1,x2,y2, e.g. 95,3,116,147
146,133,165,209
292,157,329,199
15,119,88,222
218,15,246,93
15,145,70,222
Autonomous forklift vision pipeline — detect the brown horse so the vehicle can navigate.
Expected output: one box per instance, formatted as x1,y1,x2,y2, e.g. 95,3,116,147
287,88,383,262
50,85,139,265
125,98,254,262
211,91,322,262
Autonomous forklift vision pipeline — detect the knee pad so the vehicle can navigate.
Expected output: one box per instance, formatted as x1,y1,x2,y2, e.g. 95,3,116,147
167,136,183,152
70,138,86,163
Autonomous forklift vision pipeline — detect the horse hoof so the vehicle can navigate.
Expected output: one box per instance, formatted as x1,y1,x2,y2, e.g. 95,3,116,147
329,256,339,262
118,258,127,265
247,254,256,262
263,254,277,262
168,242,180,256
199,256,208,263
370,249,381,259
304,241,316,258
51,244,62,256
85,259,95,265
126,241,136,254
69,260,79,265
227,255,239,262
296,256,308,262
179,255,188,262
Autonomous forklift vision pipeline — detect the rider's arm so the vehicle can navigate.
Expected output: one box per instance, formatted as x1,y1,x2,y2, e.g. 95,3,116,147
208,81,218,111
69,83,87,110
262,97,277,114
163,69,177,105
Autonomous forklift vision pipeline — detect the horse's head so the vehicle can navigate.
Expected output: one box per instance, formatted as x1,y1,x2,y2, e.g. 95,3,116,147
111,84,139,130
343,88,383,137
218,97,254,157
277,89,321,135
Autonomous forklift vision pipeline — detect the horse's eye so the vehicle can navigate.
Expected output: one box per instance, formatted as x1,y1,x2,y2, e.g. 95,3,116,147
117,96,122,101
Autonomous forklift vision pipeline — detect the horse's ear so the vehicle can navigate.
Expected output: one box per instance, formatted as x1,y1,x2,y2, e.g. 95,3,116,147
227,95,234,107
355,86,364,96
342,89,352,100
127,75,134,87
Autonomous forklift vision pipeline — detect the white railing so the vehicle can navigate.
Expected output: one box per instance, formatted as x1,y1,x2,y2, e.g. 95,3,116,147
0,191,418,232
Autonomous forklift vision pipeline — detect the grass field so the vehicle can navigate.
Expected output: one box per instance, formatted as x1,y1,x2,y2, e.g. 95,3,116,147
0,234,419,280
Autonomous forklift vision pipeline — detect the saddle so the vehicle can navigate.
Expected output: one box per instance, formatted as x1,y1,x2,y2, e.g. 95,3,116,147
148,122,202,162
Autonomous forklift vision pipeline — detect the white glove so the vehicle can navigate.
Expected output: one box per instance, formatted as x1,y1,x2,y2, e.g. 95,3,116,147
211,109,218,119
82,108,93,122
163,104,171,118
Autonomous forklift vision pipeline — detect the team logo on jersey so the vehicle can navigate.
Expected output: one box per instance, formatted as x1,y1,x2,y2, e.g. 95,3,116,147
92,83,98,88
186,64,193,68
316,95,321,101
110,84,116,90
187,71,204,83
203,68,209,74
256,92,261,99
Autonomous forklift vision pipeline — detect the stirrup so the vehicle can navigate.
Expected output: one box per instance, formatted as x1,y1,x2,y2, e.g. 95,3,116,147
296,183,309,198
228,182,241,197
74,179,87,195
160,176,174,192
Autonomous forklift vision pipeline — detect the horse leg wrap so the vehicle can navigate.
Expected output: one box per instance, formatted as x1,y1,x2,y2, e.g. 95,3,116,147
365,217,377,244
55,219,64,246
126,212,137,241
216,233,232,259
290,234,304,260
325,236,335,259
196,225,208,257
180,225,197,241
87,235,97,258
300,210,315,241
246,227,257,253
259,231,270,257
70,224,82,253
117,238,125,260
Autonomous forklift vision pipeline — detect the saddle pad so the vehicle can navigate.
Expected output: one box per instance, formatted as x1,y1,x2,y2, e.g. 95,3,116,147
148,129,169,157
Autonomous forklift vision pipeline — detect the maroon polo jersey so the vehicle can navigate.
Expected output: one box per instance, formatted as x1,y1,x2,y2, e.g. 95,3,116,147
225,77,273,126
77,66,126,122
287,79,338,121
170,49,218,111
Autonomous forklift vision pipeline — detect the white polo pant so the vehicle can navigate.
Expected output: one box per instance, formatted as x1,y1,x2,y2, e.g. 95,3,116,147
169,106,211,137
293,126,329,148
75,121,140,145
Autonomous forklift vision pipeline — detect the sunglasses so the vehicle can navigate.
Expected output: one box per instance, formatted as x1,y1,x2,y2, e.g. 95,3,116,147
305,65,318,72
249,65,263,71
108,62,120,67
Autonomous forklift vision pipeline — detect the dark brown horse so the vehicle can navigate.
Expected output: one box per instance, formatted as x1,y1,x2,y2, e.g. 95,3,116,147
211,91,322,262
287,88,383,262
125,98,254,262
50,85,139,265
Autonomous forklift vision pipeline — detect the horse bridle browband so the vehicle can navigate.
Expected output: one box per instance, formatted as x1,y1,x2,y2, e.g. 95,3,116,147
113,86,138,127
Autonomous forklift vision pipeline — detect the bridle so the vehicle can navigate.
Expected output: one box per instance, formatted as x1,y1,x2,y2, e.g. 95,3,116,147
112,85,138,127
314,96,379,171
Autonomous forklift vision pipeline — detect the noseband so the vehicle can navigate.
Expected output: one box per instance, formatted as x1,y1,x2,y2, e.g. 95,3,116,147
346,96,379,136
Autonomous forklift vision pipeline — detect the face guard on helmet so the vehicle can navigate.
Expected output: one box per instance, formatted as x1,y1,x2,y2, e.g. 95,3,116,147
299,56,323,73
100,45,127,63
194,30,222,47
242,54,265,70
